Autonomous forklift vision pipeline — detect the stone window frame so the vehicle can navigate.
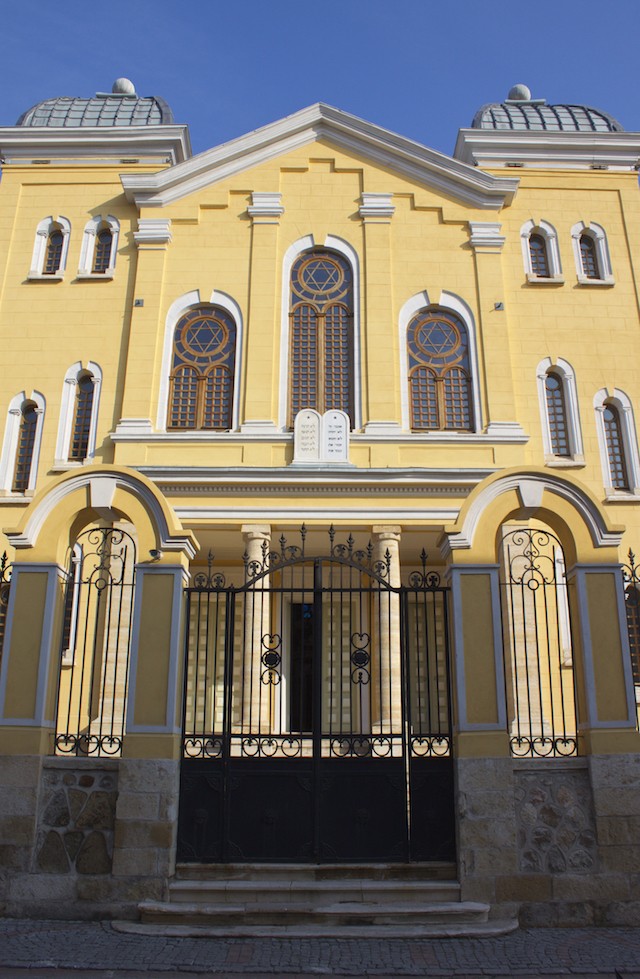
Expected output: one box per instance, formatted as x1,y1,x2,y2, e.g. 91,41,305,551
0,390,45,494
55,361,102,467
570,221,614,286
520,218,564,284
536,357,584,467
77,215,120,279
28,216,71,280
594,387,640,499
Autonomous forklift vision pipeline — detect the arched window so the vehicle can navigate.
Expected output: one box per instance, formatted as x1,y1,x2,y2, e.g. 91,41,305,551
520,220,562,281
29,216,71,278
594,389,640,495
78,215,119,277
13,401,39,492
55,362,102,466
603,403,629,490
407,308,472,431
537,358,583,463
168,306,236,430
69,371,96,461
0,391,45,492
571,222,613,284
529,234,550,278
289,249,353,426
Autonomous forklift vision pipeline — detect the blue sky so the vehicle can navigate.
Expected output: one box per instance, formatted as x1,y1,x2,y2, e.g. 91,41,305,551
2,0,639,157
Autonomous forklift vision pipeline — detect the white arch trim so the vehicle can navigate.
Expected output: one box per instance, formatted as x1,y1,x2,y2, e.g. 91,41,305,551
593,387,640,497
520,218,563,281
0,390,46,493
5,469,197,557
442,471,623,555
156,289,244,432
536,356,584,461
78,214,120,277
571,221,614,284
278,234,362,431
29,215,71,278
398,289,482,433
55,361,102,465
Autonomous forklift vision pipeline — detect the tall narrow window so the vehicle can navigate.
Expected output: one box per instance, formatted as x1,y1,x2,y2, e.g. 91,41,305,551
603,403,629,490
13,401,38,492
69,372,95,461
545,372,570,456
168,306,236,430
529,234,550,278
580,234,600,279
44,231,64,275
93,228,113,273
289,250,353,426
408,308,472,431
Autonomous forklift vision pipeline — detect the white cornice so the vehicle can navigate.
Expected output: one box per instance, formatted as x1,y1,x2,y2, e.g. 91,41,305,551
0,126,191,166
455,129,640,171
175,505,461,522
120,103,518,210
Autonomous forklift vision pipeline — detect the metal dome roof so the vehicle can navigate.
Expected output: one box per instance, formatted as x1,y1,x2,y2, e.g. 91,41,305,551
17,79,174,128
472,90,624,134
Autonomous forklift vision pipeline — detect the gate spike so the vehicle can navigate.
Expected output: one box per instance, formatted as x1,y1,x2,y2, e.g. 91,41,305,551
300,523,307,554
242,549,249,567
329,524,335,547
420,548,428,572
366,541,373,562
347,533,354,554
279,533,286,556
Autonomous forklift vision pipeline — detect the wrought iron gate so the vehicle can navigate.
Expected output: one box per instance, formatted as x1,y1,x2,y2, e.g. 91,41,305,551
177,529,454,863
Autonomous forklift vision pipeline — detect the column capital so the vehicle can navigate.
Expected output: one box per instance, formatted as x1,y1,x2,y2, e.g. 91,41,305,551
241,524,272,541
372,525,402,542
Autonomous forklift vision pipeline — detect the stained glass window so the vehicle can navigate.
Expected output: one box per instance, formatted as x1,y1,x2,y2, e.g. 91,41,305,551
289,250,353,425
168,307,236,430
408,309,472,431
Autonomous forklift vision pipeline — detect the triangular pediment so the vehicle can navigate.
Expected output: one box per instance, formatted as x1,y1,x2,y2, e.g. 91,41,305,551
121,103,518,210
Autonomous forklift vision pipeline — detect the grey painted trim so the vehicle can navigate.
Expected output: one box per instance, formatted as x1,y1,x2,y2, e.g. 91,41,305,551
126,565,188,735
448,565,507,733
0,563,64,725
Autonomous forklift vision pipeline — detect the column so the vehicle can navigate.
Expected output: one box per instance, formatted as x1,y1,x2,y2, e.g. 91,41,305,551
372,525,402,737
241,524,272,736
241,194,283,433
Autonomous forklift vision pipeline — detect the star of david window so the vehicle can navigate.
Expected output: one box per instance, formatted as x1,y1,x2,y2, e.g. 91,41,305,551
407,308,472,431
168,306,236,430
289,250,354,426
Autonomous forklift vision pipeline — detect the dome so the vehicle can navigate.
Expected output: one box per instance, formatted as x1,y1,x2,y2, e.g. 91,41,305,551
16,79,174,128
472,87,624,133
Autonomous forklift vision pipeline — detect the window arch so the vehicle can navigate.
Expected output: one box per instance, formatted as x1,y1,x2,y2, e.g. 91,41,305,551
520,219,562,281
55,362,102,466
536,358,583,463
571,222,613,284
78,215,120,277
0,391,45,493
407,307,472,431
594,389,640,496
167,305,237,431
288,248,354,426
29,216,71,278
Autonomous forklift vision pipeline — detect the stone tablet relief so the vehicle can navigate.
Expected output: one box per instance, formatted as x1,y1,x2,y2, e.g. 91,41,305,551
322,410,349,463
293,408,321,463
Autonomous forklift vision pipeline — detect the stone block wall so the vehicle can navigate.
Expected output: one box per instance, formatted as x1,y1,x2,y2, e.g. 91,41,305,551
457,754,640,926
0,755,180,920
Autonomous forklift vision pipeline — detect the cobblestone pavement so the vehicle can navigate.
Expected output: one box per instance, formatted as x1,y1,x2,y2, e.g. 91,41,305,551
0,919,640,978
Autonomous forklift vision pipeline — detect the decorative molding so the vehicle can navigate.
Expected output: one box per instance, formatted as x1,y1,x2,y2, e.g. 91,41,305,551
536,356,583,461
247,191,284,221
120,103,518,209
239,420,280,435
484,421,528,439
174,505,461,522
134,218,172,246
112,418,154,438
359,192,395,219
0,126,191,166
468,221,505,251
363,421,403,436
593,388,640,497
570,220,614,285
455,129,640,172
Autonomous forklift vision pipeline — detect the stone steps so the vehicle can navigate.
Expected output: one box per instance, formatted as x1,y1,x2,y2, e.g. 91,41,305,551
120,863,518,938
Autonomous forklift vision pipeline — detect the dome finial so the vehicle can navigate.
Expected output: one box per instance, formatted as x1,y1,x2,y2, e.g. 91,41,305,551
112,78,136,96
507,83,532,102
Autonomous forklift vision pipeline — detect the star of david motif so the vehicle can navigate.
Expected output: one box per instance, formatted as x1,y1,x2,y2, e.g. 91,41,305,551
418,322,458,357
182,319,225,357
302,259,340,293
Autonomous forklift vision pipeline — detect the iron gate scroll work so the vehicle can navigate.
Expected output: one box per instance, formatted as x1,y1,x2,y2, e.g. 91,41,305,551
178,528,455,863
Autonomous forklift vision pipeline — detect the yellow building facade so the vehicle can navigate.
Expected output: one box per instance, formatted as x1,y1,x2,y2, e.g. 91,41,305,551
0,79,639,930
